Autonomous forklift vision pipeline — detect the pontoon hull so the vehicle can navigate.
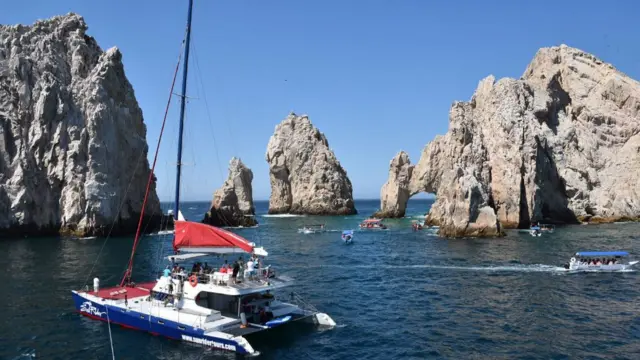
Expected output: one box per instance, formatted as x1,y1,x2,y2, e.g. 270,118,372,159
72,291,254,354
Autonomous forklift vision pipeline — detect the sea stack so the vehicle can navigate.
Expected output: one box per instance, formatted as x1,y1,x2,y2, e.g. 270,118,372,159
265,112,357,215
0,14,161,237
203,157,257,227
374,151,414,218
402,45,640,237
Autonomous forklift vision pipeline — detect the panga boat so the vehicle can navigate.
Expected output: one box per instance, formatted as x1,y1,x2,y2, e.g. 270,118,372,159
411,220,423,231
359,218,387,230
563,251,639,271
71,0,335,354
297,224,326,234
341,230,354,244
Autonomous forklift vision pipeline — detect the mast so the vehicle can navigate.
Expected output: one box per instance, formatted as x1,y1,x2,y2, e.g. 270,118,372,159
117,0,191,287
174,0,194,219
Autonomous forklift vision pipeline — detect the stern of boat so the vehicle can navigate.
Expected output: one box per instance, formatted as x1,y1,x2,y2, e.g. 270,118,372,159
313,312,336,327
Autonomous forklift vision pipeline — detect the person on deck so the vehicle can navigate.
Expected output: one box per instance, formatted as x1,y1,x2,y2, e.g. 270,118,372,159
246,258,255,280
232,260,240,284
163,266,171,278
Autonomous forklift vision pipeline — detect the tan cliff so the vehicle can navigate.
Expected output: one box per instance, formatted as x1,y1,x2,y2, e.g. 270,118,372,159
378,45,640,236
266,112,356,215
0,14,162,237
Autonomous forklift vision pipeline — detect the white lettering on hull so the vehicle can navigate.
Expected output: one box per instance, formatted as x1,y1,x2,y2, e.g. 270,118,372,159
181,335,237,351
80,301,105,317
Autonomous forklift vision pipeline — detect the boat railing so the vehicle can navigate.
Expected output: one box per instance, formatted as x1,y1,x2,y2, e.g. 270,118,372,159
289,291,319,313
167,265,277,288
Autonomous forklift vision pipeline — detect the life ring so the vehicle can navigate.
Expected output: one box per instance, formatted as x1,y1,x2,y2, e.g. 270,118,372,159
189,275,198,287
570,257,576,263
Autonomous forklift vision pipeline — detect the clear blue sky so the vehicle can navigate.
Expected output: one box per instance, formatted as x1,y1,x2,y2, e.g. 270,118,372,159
4,1,640,201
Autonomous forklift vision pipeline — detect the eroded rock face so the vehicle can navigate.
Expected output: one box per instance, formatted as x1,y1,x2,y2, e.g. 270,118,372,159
203,157,257,227
398,45,640,236
374,151,414,218
266,113,357,215
0,14,161,237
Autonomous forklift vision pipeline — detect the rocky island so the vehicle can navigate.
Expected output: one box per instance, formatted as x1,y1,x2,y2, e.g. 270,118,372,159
202,157,257,227
373,151,414,218
266,112,357,215
379,45,640,237
0,14,162,237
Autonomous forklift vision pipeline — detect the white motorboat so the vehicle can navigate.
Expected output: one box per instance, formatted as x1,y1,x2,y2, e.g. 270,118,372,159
341,230,354,244
563,251,638,271
297,224,326,234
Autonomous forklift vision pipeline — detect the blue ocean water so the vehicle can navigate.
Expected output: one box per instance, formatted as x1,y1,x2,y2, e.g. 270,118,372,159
1,199,639,359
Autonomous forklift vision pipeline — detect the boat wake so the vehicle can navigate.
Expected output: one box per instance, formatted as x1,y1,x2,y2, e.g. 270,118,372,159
297,264,569,272
297,263,638,273
261,214,306,218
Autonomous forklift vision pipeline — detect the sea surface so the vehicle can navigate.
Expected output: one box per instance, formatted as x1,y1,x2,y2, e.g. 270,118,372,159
1,199,639,360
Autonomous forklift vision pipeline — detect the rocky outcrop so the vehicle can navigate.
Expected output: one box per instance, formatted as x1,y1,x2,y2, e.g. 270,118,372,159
394,45,640,236
0,14,162,237
373,151,414,218
265,112,357,215
203,157,257,227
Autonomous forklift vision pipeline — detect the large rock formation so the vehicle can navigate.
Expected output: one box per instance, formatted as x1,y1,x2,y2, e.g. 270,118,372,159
385,45,640,236
373,151,414,218
266,112,357,215
203,157,257,227
0,14,162,237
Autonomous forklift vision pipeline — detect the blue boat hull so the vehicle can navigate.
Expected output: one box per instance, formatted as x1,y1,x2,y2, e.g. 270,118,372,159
72,292,249,354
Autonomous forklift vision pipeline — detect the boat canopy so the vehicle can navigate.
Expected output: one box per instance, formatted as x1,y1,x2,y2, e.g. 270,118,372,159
173,220,268,256
530,226,540,230
342,230,354,235
361,219,382,223
575,251,629,257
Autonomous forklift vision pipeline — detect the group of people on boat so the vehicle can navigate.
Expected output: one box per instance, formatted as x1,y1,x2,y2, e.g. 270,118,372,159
241,291,276,325
165,255,274,286
577,258,619,266
360,219,387,229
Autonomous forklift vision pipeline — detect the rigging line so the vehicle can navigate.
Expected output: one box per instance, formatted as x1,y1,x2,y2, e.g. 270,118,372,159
192,41,226,184
105,306,116,360
191,41,240,227
191,42,239,227
121,37,186,287
191,36,238,157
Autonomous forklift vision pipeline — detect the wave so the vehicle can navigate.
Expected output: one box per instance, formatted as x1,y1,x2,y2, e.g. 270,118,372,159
261,214,306,218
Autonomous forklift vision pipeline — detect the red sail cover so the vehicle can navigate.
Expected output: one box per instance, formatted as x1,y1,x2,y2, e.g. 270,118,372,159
173,220,254,253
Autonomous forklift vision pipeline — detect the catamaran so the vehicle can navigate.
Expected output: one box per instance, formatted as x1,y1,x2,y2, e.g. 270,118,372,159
563,251,638,271
71,0,335,355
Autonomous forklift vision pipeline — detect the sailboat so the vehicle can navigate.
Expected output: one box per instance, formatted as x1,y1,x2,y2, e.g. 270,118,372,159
71,0,335,355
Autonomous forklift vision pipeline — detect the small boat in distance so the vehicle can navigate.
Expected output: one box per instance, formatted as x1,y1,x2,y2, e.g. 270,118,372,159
411,220,423,231
563,251,639,271
297,224,326,234
359,218,387,230
529,226,542,237
539,224,555,232
341,230,354,244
